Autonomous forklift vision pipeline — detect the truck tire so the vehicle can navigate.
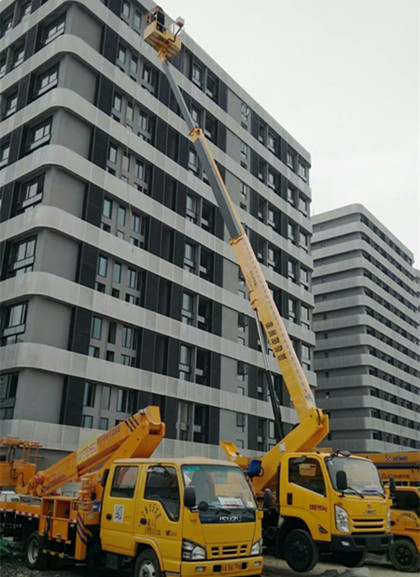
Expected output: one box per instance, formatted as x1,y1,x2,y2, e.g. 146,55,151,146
133,549,161,577
389,538,420,573
336,550,367,567
284,529,318,573
25,531,48,570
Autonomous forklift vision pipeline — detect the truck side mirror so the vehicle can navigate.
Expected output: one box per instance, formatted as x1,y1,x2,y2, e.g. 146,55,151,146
184,485,196,508
336,470,348,493
101,469,110,487
389,476,396,500
263,488,272,509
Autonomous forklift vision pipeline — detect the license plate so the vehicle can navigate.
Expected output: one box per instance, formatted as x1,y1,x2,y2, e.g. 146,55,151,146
222,563,243,573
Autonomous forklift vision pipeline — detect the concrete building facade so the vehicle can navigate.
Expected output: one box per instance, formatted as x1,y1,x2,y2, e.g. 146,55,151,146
0,0,314,464
312,205,420,453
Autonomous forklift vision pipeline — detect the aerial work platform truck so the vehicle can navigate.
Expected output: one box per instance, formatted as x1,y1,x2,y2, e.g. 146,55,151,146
0,407,264,576
142,8,393,572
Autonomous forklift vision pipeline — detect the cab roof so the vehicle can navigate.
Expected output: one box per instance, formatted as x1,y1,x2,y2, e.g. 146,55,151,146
112,457,240,467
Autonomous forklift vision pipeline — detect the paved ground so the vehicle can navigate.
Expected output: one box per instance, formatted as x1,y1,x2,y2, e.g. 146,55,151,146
0,554,408,577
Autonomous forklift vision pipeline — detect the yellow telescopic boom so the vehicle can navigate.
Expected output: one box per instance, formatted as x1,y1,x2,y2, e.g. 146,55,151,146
143,8,328,490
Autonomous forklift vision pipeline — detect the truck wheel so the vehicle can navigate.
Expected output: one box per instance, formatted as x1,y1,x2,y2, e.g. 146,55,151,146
336,550,367,567
25,531,48,570
389,538,420,573
134,549,161,577
284,529,318,573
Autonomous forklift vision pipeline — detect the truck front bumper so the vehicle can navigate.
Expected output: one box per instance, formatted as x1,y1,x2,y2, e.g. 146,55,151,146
180,556,263,577
330,533,393,553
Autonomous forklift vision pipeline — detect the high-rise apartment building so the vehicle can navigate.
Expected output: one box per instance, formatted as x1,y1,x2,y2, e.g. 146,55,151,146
0,0,314,464
312,205,420,453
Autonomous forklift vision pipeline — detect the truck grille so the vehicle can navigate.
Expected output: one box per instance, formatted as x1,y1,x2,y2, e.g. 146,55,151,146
351,518,385,531
209,544,248,559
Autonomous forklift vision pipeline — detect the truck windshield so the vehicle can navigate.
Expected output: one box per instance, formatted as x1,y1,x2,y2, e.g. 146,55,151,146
182,464,257,509
326,456,385,496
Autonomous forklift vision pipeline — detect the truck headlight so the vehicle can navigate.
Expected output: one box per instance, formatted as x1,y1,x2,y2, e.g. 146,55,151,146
250,538,262,556
182,539,206,561
387,509,391,532
335,504,349,533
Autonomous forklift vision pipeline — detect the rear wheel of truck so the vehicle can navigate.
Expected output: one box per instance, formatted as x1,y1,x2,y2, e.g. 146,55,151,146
389,538,420,573
284,529,318,572
25,531,49,570
134,549,161,577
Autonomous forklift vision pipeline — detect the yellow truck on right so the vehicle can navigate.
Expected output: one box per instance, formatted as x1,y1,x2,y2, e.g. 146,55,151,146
357,451,420,572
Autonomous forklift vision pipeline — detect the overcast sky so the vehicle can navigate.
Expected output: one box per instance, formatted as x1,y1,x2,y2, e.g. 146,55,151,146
164,0,419,267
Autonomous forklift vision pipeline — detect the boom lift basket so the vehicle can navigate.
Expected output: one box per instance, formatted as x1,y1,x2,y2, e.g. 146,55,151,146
143,7,184,61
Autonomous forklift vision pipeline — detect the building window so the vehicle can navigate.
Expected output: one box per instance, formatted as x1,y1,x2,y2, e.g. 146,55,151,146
8,236,36,277
98,255,108,277
113,93,122,112
268,131,277,153
287,222,296,244
42,14,66,46
179,345,192,381
34,64,59,98
0,142,10,168
299,231,309,252
301,344,311,369
288,298,297,322
192,63,203,87
4,92,18,118
113,262,122,284
83,382,96,407
82,415,93,428
12,45,25,69
130,56,138,77
135,159,144,180
103,198,112,218
186,193,198,223
301,305,310,329
122,326,134,348
188,149,199,174
134,11,142,29
27,118,52,151
0,55,7,79
19,1,32,21
117,388,135,413
117,45,126,65
300,268,309,288
287,150,295,170
88,345,99,358
241,102,250,122
181,292,195,325
298,161,308,181
236,413,246,430
287,185,295,206
240,142,248,162
16,174,44,212
1,13,13,36
1,302,27,345
117,205,126,227
288,259,297,281
127,268,137,289
267,170,277,191
0,373,18,420
298,195,308,215
184,242,196,273
122,1,130,18
99,417,109,430
108,144,118,164
91,316,102,340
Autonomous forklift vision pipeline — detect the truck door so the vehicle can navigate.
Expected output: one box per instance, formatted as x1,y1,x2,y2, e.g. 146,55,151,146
136,464,182,574
283,456,331,541
101,464,140,556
